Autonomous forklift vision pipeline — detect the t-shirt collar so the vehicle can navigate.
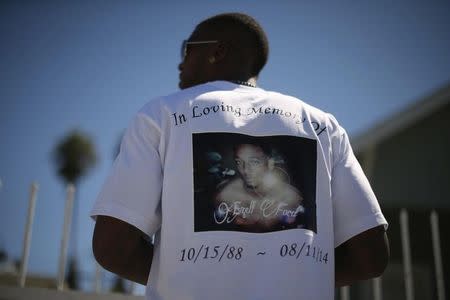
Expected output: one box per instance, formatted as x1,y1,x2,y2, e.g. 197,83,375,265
207,80,263,92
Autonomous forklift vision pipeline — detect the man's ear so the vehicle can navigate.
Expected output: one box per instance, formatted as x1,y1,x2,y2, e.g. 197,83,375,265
213,42,228,63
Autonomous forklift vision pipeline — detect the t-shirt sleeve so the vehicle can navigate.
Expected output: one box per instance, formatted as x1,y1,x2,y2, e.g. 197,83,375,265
90,111,162,237
331,125,387,248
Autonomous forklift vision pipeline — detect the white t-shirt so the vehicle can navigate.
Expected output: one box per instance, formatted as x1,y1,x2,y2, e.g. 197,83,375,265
91,80,387,300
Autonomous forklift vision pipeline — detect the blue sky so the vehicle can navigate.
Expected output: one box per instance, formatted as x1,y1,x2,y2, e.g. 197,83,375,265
1,0,449,291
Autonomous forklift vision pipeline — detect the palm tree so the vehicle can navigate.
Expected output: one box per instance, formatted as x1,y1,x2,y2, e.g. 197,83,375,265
54,130,98,185
111,276,128,294
53,129,97,289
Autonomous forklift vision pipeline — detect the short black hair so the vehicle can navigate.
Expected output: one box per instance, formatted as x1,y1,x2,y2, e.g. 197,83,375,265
196,12,269,77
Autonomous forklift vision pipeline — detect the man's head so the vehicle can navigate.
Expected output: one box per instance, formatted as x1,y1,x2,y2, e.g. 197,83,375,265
179,13,269,89
234,143,273,189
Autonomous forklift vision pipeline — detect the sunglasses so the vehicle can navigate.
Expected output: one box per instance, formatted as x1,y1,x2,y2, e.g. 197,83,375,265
181,40,218,60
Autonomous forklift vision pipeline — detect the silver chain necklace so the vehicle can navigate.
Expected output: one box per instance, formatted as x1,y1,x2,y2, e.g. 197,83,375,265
230,80,256,88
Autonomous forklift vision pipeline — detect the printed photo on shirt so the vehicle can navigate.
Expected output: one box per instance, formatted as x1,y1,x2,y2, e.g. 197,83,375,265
193,132,317,234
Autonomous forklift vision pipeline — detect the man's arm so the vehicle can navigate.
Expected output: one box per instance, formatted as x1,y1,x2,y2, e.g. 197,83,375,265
92,215,153,285
335,225,389,287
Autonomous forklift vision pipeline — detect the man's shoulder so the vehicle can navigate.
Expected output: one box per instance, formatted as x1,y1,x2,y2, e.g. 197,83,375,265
216,177,245,199
265,89,338,126
141,82,222,110
281,182,303,203
218,177,243,192
164,82,223,102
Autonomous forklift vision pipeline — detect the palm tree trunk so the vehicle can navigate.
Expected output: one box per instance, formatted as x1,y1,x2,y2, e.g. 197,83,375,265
67,182,80,290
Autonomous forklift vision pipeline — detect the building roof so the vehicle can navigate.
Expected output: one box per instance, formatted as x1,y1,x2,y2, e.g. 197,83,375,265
351,82,450,153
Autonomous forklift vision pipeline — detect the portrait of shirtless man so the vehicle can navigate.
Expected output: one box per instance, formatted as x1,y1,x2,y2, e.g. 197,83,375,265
214,143,304,232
